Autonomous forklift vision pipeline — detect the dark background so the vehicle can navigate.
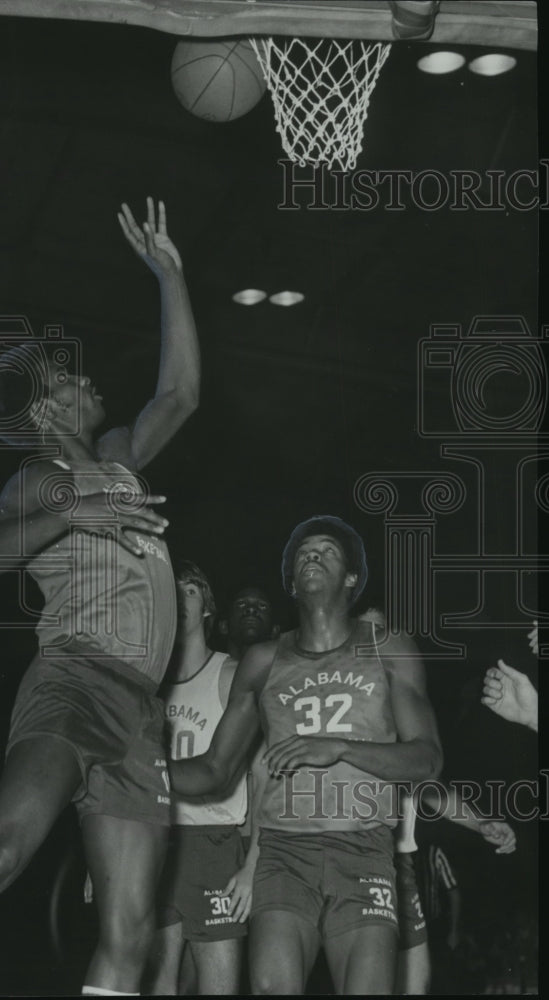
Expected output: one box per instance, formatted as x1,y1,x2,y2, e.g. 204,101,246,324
0,8,543,994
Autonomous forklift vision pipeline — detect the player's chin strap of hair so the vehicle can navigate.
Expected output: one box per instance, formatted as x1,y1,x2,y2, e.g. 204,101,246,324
82,989,140,996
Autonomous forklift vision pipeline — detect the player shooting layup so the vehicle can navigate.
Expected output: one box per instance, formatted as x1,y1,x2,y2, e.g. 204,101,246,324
170,515,442,994
0,199,199,996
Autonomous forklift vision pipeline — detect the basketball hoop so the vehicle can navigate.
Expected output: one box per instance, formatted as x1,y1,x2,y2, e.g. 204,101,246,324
249,36,391,172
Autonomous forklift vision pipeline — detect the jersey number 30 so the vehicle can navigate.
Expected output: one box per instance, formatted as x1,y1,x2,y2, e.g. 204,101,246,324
294,694,352,734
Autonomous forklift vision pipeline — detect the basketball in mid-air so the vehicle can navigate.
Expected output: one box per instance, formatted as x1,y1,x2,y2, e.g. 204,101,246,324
170,38,267,122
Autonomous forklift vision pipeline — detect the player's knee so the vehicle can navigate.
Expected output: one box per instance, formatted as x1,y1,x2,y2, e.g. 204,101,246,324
250,965,300,995
101,903,155,959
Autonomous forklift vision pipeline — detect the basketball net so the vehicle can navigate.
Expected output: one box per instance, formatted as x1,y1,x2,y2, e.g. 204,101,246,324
249,37,391,172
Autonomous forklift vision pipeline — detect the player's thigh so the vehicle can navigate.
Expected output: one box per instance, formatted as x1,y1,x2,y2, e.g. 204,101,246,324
396,941,431,995
249,910,320,995
191,937,243,995
325,922,398,995
82,813,168,925
0,738,81,864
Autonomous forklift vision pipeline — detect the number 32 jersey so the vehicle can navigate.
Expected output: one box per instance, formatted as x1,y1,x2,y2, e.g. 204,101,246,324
258,620,398,833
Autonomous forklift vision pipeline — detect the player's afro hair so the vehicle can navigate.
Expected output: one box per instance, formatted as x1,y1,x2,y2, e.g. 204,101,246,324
281,515,368,606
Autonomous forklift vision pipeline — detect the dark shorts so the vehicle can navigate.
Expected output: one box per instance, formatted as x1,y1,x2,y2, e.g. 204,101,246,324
395,851,427,950
157,825,247,941
6,653,171,826
251,825,399,940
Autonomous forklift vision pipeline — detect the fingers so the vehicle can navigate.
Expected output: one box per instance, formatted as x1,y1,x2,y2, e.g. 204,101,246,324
158,199,167,236
263,737,300,777
233,891,251,923
479,822,516,853
223,875,235,897
120,512,169,535
118,203,145,251
143,220,157,258
482,675,504,701
114,530,146,558
224,873,251,922
496,842,516,855
146,195,156,233
496,659,523,679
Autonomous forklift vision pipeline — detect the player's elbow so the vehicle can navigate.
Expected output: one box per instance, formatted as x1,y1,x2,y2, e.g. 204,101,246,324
173,383,200,426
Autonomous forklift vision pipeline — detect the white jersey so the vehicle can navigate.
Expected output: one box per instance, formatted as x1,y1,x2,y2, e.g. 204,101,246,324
163,651,247,826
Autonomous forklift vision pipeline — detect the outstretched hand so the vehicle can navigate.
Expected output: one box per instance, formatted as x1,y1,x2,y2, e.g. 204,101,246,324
118,197,182,278
481,659,538,731
478,820,516,854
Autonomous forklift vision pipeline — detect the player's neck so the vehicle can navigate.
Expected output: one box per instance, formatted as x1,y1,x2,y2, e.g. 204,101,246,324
226,638,241,660
55,431,97,464
227,637,254,661
296,604,354,653
174,628,211,679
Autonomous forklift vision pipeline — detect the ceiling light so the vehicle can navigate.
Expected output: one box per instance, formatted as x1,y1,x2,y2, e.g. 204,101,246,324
468,54,517,77
232,289,267,305
417,51,466,74
269,291,305,307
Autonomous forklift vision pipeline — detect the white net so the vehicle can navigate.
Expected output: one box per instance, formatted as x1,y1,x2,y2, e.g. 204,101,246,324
249,37,391,172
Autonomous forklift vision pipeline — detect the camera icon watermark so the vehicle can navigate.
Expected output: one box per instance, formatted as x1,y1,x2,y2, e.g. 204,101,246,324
0,315,82,443
417,316,548,439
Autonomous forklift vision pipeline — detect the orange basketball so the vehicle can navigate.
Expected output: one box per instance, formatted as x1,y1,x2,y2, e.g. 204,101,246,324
171,38,267,121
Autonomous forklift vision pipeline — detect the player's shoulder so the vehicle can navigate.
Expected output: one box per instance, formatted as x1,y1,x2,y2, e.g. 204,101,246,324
232,638,279,694
378,630,425,680
0,457,70,514
96,426,136,470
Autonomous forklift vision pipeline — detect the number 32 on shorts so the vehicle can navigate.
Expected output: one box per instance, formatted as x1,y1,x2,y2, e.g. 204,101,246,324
294,694,352,734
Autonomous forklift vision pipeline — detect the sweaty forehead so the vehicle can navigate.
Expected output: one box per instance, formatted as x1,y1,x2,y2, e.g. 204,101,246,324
233,587,270,605
295,534,343,551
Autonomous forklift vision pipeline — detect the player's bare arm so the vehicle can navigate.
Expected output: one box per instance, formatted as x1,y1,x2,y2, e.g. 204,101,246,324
0,460,169,570
224,740,268,923
264,634,442,781
421,785,516,854
101,197,200,470
169,639,277,796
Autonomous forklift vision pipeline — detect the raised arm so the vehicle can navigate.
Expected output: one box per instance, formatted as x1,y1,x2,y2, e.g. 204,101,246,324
113,197,200,469
169,641,275,797
264,634,442,781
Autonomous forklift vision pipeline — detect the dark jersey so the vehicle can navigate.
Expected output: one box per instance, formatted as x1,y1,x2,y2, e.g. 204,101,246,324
29,458,176,686
258,619,398,833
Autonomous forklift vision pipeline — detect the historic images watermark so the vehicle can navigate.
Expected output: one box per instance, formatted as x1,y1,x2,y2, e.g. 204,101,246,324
352,315,547,657
0,316,156,659
278,159,549,211
276,773,547,824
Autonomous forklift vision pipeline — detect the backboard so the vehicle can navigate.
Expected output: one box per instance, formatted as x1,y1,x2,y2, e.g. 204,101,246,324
0,1,538,50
